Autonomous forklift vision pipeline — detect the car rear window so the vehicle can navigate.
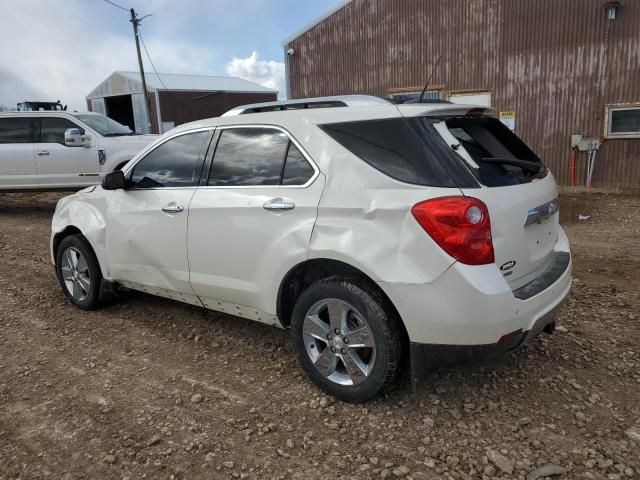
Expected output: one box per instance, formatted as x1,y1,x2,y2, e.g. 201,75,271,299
209,128,288,186
320,118,478,188
443,117,547,187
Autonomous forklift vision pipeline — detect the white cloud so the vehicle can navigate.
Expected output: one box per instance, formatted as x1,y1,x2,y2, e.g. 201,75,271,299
0,68,45,110
226,52,285,97
0,1,287,111
0,0,214,111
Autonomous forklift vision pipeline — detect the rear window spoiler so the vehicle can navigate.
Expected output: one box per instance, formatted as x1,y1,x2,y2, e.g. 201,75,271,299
397,104,498,119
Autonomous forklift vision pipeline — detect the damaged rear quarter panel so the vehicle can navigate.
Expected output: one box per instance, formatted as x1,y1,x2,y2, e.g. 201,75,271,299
308,147,458,284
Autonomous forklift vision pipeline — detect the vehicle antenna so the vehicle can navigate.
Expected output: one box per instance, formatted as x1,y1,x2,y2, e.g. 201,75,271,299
418,54,442,103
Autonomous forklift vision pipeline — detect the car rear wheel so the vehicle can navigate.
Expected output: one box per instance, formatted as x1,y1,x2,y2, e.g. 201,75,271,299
291,279,403,402
55,234,103,310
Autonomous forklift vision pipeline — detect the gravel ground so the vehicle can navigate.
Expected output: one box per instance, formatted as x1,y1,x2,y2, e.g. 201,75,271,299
0,190,638,480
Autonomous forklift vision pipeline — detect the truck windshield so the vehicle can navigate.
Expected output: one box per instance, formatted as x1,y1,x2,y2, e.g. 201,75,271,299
75,114,135,136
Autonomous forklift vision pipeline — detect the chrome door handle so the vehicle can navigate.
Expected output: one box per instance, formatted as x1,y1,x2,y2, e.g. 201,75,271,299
263,197,295,211
162,205,184,213
36,150,50,156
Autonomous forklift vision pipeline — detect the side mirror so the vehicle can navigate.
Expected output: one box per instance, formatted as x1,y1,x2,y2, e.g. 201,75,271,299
64,128,84,147
102,170,126,190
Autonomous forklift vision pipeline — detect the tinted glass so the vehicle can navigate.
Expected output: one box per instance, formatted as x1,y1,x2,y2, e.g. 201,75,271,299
38,117,84,144
445,117,546,187
209,128,288,186
130,131,209,188
0,118,32,144
610,109,640,134
320,118,476,188
282,143,315,185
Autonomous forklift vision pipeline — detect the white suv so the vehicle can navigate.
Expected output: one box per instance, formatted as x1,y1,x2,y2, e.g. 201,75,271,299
0,111,155,190
51,96,572,402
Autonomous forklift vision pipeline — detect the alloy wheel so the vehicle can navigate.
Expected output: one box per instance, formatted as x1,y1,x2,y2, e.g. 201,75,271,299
60,247,91,302
302,298,376,386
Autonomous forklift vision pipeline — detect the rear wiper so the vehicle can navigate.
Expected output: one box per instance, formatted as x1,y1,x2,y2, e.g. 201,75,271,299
481,157,542,174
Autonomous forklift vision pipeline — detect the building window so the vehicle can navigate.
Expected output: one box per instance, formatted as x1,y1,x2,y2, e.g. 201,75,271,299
605,105,640,139
389,90,441,103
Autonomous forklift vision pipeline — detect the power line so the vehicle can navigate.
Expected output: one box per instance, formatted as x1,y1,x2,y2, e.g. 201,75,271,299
138,31,170,91
102,1,154,132
103,0,128,12
138,30,190,122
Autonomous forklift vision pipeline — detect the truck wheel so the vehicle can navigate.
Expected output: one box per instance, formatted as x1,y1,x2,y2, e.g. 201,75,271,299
55,234,103,310
291,279,403,402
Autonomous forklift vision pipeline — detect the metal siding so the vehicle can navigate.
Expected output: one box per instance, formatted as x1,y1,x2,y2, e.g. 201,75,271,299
158,91,278,126
117,71,277,94
148,92,160,135
86,72,144,99
131,93,150,134
87,71,276,99
90,98,106,116
287,0,640,187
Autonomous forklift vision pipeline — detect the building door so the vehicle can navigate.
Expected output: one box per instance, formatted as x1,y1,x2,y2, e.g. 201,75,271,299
448,91,492,106
105,94,135,131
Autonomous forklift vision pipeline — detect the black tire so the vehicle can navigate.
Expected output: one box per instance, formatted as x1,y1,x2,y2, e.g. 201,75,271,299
291,278,403,402
55,234,103,310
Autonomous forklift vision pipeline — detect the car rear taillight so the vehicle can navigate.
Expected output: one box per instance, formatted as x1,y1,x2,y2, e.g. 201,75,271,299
411,196,494,265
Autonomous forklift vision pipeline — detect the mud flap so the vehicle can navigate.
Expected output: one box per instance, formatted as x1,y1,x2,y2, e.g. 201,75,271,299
99,279,118,302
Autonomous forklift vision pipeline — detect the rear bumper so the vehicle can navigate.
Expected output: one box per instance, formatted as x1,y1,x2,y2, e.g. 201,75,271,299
409,290,566,384
378,227,572,378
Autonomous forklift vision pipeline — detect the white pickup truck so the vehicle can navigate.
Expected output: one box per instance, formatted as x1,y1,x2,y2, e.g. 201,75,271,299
0,111,156,191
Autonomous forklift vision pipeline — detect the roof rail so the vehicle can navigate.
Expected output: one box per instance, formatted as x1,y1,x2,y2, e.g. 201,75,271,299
222,95,392,116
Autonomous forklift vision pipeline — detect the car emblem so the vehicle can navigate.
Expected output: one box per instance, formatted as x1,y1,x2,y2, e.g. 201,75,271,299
525,198,559,226
500,260,516,272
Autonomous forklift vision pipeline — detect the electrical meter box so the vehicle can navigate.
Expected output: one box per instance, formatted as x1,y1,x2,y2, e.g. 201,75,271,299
571,135,600,151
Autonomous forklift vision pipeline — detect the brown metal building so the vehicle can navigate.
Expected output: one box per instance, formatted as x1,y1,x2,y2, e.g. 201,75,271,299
283,0,640,188
86,71,277,135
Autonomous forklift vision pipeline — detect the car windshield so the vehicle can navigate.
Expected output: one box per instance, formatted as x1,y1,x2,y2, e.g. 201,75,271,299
74,114,135,136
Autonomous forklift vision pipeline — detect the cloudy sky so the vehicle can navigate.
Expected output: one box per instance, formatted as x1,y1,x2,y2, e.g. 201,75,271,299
0,0,342,110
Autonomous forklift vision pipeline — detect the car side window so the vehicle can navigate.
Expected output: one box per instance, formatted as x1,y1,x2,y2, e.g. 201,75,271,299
0,118,32,144
37,117,85,145
282,142,315,185
129,131,210,189
208,128,289,186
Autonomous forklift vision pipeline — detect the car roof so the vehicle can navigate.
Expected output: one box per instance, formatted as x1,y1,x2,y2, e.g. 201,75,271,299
168,97,497,135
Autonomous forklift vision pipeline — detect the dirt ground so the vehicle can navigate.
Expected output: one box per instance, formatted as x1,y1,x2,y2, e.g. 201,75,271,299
0,190,638,480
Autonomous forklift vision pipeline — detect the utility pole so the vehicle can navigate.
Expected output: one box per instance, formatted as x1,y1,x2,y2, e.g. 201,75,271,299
130,8,152,133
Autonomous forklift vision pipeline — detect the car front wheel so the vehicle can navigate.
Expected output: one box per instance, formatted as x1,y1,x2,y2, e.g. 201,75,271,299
291,279,403,402
55,234,103,310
